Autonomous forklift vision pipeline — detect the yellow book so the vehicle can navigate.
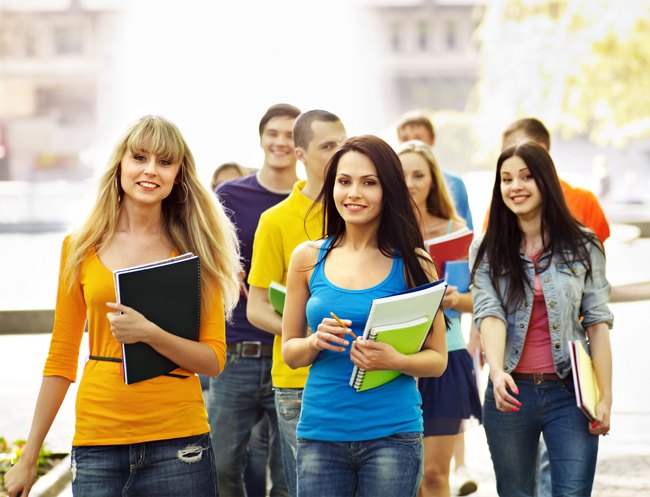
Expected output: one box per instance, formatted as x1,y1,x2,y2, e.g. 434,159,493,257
568,340,599,422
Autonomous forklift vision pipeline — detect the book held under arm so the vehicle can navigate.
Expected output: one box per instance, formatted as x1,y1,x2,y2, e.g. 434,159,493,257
349,279,448,391
568,340,599,422
424,228,473,274
443,260,471,319
269,281,286,316
113,253,201,385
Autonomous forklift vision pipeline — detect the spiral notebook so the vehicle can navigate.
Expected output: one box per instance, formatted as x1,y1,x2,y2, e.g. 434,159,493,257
114,253,201,385
351,316,431,392
349,279,448,391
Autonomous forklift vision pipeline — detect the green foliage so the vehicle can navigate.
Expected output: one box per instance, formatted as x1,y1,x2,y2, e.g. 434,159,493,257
0,438,54,494
476,0,650,150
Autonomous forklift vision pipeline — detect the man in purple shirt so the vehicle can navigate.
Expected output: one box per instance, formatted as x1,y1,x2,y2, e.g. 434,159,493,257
208,103,301,497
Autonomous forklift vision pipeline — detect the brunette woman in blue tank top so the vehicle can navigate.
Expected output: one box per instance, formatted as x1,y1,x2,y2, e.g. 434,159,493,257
282,135,447,497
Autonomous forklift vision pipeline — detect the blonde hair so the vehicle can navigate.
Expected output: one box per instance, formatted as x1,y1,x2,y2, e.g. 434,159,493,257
63,115,242,320
210,161,250,191
397,140,459,222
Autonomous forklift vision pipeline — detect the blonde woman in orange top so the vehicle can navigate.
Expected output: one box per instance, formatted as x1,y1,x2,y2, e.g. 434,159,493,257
4,115,242,497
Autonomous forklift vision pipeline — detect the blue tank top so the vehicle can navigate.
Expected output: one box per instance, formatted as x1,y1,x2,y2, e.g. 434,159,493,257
297,238,424,442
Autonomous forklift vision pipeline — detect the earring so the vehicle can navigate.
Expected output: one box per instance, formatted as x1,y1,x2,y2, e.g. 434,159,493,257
172,182,189,203
114,177,118,190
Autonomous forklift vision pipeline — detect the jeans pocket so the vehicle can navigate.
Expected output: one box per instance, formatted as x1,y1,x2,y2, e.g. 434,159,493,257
561,380,576,399
386,431,422,444
277,391,302,421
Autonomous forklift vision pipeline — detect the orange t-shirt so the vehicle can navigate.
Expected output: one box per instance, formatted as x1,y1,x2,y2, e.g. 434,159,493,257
482,178,610,242
43,236,227,446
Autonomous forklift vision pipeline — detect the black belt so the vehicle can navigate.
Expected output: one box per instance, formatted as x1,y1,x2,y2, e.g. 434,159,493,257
226,341,273,359
511,372,572,384
88,355,189,379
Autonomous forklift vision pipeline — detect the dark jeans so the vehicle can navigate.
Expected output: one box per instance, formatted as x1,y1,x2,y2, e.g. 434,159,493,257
484,378,599,497
71,433,218,497
208,353,288,497
244,414,270,497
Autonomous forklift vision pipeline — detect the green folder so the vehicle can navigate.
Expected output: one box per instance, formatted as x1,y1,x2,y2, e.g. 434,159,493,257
269,281,286,316
353,316,431,392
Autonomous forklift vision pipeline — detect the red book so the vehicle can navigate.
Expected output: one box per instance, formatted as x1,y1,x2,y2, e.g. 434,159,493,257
424,228,474,273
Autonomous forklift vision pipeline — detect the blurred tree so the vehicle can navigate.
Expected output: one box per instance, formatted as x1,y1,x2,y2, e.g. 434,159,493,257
475,0,650,150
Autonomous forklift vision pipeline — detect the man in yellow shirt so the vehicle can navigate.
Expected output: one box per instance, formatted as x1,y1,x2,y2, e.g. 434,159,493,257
247,109,347,497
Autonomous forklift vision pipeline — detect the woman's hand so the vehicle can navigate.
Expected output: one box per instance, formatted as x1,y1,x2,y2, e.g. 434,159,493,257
309,318,352,353
590,399,612,436
106,302,155,344
490,369,522,412
350,338,402,371
442,285,460,309
4,458,37,497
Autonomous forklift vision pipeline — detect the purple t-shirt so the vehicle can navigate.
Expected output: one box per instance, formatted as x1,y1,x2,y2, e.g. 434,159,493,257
216,173,290,345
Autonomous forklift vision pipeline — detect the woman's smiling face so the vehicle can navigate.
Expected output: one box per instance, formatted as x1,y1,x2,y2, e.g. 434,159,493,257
500,155,542,221
333,150,384,228
119,149,180,207
400,151,433,209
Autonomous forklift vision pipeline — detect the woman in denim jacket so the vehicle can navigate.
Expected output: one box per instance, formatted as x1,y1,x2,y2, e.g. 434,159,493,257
469,142,613,497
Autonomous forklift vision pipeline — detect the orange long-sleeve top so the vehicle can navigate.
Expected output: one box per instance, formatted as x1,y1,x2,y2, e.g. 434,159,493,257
43,236,227,446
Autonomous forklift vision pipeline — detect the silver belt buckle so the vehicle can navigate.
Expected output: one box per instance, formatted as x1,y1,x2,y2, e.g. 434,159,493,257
241,341,262,358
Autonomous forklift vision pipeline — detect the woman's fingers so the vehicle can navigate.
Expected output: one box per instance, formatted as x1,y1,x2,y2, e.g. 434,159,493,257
312,324,350,352
494,374,521,412
590,402,611,435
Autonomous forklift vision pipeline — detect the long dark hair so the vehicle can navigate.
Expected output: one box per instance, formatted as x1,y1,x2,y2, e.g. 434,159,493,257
310,135,432,289
470,141,602,308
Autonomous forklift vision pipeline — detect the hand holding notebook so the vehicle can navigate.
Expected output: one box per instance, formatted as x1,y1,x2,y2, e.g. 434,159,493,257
349,280,448,391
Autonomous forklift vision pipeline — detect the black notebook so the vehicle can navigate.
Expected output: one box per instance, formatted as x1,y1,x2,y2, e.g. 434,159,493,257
113,253,201,385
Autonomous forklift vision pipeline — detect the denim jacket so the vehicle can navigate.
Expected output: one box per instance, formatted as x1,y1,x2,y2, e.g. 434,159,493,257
469,233,614,378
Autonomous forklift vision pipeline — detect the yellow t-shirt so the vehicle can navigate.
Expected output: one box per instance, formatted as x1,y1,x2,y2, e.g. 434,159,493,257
44,236,227,446
248,180,322,388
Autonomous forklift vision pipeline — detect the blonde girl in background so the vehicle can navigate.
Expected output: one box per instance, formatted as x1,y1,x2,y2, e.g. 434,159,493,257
398,141,482,497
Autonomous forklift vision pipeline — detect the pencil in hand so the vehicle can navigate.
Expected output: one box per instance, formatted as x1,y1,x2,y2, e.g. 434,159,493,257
330,312,358,339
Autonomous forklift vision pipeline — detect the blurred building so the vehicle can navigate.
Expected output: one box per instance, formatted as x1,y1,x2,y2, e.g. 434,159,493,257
362,0,484,122
0,0,123,181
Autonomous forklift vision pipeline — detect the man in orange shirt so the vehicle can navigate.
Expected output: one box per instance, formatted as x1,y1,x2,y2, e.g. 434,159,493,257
483,118,610,243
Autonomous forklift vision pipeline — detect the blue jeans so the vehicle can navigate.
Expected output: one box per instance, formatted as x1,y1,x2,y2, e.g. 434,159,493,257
244,414,270,497
274,387,303,497
483,378,599,497
296,432,424,497
208,354,288,497
71,433,218,497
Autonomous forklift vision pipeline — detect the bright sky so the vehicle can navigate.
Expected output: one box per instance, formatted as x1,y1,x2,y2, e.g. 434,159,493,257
107,0,383,183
